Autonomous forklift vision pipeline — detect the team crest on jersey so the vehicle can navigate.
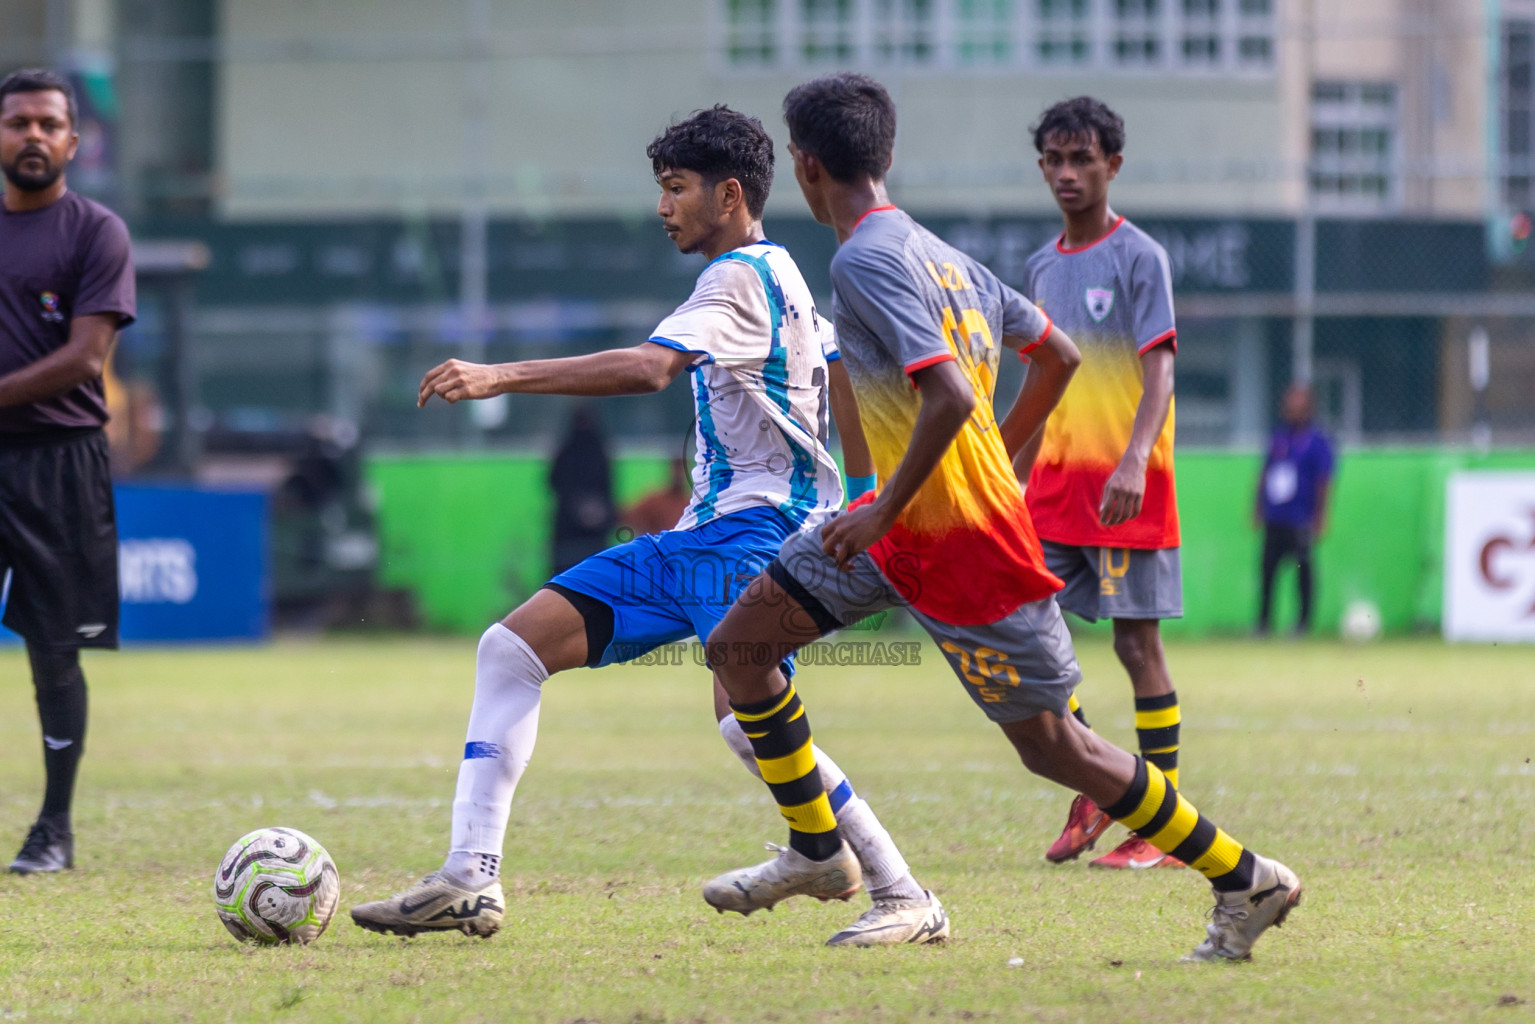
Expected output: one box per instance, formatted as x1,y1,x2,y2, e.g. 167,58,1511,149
1084,288,1114,323
38,291,64,323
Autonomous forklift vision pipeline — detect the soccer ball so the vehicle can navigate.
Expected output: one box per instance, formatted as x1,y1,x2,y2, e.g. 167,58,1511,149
1340,599,1383,643
212,827,340,945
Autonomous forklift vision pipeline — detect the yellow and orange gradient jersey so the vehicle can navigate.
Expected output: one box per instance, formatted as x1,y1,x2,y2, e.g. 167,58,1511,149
830,207,1061,626
1022,217,1180,550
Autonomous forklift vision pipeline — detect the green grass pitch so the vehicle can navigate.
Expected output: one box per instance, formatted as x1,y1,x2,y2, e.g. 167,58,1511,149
0,634,1532,1022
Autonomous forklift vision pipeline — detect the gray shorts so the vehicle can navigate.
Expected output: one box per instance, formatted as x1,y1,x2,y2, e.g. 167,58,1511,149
1041,540,1183,623
771,525,1082,724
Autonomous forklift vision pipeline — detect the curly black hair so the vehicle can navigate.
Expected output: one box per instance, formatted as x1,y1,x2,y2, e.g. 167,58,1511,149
0,68,77,127
781,73,896,185
1031,96,1125,156
647,105,774,219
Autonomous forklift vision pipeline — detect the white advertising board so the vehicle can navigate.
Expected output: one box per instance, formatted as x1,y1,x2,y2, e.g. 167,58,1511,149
1444,471,1535,641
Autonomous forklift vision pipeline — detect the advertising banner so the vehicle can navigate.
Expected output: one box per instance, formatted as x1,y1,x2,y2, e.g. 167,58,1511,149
1444,471,1535,642
1,485,269,645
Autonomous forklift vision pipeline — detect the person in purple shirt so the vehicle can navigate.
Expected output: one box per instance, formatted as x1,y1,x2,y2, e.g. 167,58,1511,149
0,69,136,874
1255,383,1335,635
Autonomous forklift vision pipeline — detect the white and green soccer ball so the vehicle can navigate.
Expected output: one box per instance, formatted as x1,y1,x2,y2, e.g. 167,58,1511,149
212,827,340,945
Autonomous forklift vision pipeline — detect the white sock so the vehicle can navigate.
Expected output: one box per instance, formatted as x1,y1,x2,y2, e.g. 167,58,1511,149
444,624,547,888
717,715,922,901
835,794,923,901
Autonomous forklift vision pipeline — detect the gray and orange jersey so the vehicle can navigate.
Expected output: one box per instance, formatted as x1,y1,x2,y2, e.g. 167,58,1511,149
1021,216,1179,550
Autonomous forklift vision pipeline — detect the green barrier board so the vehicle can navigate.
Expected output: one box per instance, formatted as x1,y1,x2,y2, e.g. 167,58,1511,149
365,448,1535,637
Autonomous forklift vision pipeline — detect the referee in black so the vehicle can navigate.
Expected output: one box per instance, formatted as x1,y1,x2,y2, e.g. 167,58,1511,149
0,69,136,874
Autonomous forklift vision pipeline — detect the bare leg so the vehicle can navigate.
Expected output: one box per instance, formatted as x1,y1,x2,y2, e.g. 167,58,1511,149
502,588,591,674
1111,618,1173,700
1000,710,1137,804
1113,616,1181,794
1048,620,1180,862
708,571,827,705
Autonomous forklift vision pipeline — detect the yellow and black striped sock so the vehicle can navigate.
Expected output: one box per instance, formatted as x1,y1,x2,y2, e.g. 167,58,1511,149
1135,692,1180,789
1102,757,1256,893
1067,693,1091,730
731,683,841,862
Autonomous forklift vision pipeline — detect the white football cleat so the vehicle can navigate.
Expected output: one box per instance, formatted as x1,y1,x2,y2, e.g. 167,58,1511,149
825,889,949,947
1181,854,1301,963
350,871,504,938
703,841,861,916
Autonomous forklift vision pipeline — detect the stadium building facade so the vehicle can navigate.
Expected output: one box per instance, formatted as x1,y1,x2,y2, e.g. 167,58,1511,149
4,0,1535,636
5,0,1529,448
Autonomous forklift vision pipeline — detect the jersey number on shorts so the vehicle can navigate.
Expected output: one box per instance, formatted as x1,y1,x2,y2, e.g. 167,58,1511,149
1099,548,1130,596
940,641,1020,703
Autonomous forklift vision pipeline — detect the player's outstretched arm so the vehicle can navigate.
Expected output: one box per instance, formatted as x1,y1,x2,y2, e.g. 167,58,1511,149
0,313,118,410
417,342,696,407
1000,323,1081,482
821,359,974,569
827,359,875,481
1099,343,1174,526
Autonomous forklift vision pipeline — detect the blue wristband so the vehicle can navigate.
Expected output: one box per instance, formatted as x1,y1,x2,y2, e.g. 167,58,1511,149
845,474,877,501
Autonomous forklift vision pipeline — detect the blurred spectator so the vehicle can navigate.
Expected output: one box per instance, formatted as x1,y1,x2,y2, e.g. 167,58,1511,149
548,406,615,575
102,352,163,474
1255,383,1335,635
619,456,691,537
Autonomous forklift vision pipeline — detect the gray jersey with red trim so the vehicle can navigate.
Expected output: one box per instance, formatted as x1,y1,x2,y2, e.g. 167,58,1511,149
1021,217,1175,359
826,207,1058,625
830,207,1048,406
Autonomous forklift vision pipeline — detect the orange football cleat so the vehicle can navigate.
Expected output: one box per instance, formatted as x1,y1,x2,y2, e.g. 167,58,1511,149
1045,794,1113,863
1088,833,1186,870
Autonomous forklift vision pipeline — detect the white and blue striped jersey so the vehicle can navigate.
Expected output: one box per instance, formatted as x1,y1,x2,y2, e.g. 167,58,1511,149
649,241,843,532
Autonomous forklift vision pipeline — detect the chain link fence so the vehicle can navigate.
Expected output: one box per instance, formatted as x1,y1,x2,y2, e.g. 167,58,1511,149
108,211,1535,477
7,0,1531,465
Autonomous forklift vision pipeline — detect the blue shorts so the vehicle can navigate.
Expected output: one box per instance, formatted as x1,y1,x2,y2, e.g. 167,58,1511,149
548,506,797,669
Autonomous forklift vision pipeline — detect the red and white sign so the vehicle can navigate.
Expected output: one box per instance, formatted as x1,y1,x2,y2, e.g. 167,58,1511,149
1445,471,1535,641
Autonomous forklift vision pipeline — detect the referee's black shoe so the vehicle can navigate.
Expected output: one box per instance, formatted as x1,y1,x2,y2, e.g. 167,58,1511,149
9,814,74,874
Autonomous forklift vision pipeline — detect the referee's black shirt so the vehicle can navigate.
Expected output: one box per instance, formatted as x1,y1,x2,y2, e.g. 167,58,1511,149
0,189,136,434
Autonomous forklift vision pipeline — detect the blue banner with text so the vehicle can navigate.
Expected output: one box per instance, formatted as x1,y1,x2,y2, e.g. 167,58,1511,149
1,485,269,645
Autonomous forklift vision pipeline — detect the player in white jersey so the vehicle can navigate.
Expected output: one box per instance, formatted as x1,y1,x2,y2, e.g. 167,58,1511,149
351,105,946,947
653,237,841,532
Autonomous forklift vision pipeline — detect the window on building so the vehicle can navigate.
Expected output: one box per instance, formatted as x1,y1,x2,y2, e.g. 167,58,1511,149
955,0,1014,65
1504,19,1535,207
718,0,1276,73
1310,81,1400,211
1037,0,1090,65
1236,0,1275,67
874,0,938,64
1112,0,1162,66
725,0,779,65
801,0,854,61
1180,0,1220,66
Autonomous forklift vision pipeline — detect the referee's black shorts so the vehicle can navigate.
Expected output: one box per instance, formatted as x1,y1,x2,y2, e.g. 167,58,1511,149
0,428,119,650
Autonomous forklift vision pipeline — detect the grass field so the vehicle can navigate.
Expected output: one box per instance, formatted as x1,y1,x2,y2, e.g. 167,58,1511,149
1,633,1532,1023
